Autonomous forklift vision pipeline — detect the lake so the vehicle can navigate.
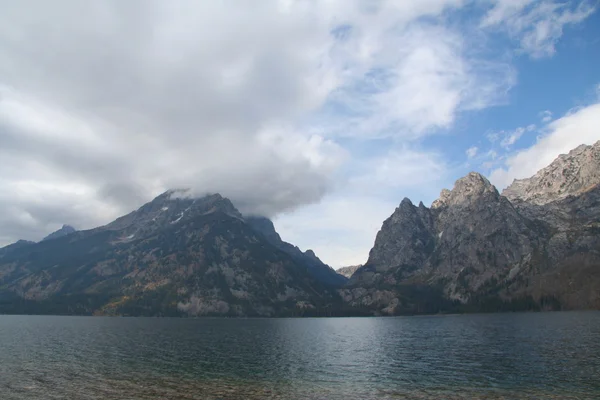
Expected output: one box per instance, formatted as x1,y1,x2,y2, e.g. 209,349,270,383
0,312,599,399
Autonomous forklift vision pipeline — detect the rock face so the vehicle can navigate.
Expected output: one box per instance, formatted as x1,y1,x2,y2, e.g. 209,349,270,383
345,142,600,315
42,225,77,241
336,265,362,279
0,192,340,316
503,141,600,205
500,141,600,310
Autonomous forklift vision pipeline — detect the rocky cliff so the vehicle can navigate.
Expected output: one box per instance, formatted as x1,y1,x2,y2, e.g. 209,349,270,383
0,192,343,317
503,141,600,205
344,142,600,315
500,141,600,310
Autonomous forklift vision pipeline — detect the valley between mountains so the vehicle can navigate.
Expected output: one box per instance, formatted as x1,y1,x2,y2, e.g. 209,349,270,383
1,142,599,316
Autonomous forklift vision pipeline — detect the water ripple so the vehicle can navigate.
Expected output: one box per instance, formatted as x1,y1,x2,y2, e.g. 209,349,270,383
0,312,599,399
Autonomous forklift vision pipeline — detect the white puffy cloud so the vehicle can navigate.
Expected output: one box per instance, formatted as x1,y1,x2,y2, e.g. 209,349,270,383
490,103,600,189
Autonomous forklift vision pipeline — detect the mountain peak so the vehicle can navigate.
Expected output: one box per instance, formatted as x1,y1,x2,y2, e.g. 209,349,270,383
460,171,493,187
244,216,282,243
104,191,242,234
400,197,414,208
503,141,600,205
42,225,76,242
432,172,497,209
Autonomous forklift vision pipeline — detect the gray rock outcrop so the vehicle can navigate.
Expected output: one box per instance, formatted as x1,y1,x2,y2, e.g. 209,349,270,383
503,141,600,205
336,265,362,279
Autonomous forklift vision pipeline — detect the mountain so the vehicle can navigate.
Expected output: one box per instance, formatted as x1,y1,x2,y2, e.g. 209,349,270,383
336,265,362,279
1,142,598,317
0,191,344,317
344,142,600,315
42,225,77,242
500,141,600,310
246,216,347,287
0,240,35,258
503,141,600,205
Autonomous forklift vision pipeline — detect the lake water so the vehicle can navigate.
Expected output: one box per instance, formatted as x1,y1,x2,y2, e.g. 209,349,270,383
0,312,599,399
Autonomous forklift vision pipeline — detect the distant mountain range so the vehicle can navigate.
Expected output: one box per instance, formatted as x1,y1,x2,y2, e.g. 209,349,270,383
1,142,599,316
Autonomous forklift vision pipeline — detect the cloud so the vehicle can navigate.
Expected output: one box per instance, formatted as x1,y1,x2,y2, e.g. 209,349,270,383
481,124,536,157
348,147,449,195
316,23,515,139
0,0,516,246
466,146,479,159
489,103,600,189
0,1,347,242
540,110,553,122
275,146,454,267
275,195,397,268
0,0,591,268
481,0,597,58
499,124,536,149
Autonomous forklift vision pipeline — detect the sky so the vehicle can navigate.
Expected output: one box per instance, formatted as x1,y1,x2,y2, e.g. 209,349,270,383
0,0,599,268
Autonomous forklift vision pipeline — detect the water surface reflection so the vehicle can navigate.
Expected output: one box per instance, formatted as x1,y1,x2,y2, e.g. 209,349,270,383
0,312,599,399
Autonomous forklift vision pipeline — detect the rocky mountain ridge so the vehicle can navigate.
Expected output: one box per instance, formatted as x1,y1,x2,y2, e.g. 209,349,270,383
0,191,347,317
503,141,600,205
345,142,600,314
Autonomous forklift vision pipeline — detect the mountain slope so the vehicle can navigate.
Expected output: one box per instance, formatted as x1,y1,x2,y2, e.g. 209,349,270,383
0,192,341,316
344,143,600,314
0,240,35,258
246,216,347,287
503,141,600,205
501,141,600,310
